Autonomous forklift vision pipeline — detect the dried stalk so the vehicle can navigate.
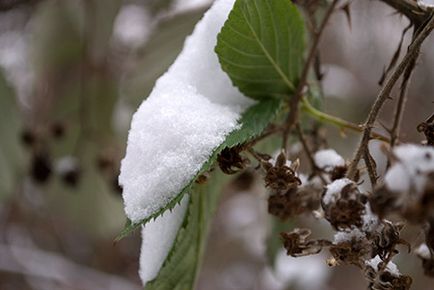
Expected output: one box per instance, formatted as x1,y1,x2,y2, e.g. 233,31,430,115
282,0,340,150
347,12,434,180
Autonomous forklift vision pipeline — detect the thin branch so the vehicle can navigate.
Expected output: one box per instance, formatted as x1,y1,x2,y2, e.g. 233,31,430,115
295,123,327,184
378,0,433,25
363,150,378,187
347,12,434,180
390,29,420,147
282,0,340,150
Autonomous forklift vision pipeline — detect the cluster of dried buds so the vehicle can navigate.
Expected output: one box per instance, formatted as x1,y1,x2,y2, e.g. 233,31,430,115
216,132,434,289
260,147,429,290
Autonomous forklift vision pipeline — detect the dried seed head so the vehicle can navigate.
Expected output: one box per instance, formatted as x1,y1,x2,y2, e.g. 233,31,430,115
217,145,249,175
330,240,370,268
371,221,409,260
417,118,434,146
263,152,301,195
322,179,367,230
281,228,331,257
331,229,371,267
268,184,321,220
364,256,412,290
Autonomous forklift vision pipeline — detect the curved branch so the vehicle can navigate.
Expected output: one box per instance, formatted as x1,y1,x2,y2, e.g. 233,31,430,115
378,0,433,25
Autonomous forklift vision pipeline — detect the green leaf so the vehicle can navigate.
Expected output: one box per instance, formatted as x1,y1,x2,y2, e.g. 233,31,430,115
215,0,305,100
116,98,282,240
145,170,228,290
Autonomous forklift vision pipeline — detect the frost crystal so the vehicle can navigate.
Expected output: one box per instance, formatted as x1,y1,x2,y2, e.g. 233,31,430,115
119,0,252,223
314,149,345,170
139,195,189,285
323,178,353,205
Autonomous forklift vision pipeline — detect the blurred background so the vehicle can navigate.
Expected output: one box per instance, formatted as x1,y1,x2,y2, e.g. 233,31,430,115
0,0,433,289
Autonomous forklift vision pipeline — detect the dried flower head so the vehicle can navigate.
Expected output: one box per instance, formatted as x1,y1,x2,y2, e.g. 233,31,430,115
217,145,249,175
364,256,412,290
268,183,322,219
281,228,331,257
330,229,371,267
370,221,409,260
322,179,368,230
263,151,301,195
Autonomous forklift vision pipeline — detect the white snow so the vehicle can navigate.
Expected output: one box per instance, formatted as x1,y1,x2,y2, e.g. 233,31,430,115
314,149,345,171
139,195,189,286
119,0,253,223
333,228,364,244
361,204,379,232
365,255,400,276
323,178,353,205
271,249,330,290
384,144,434,193
415,243,432,260
418,0,434,8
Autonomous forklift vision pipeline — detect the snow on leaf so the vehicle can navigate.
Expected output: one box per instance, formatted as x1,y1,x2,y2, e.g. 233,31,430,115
144,171,230,290
139,195,189,285
118,0,252,228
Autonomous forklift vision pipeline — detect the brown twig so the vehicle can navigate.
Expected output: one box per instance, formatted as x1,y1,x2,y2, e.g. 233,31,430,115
378,0,433,26
347,12,434,180
295,123,327,184
363,150,378,187
390,28,421,147
282,0,340,150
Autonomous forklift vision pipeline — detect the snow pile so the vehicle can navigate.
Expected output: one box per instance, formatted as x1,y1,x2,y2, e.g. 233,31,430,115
119,0,252,223
322,178,353,205
365,255,400,276
117,0,252,286
314,149,345,171
139,195,189,285
384,144,434,194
